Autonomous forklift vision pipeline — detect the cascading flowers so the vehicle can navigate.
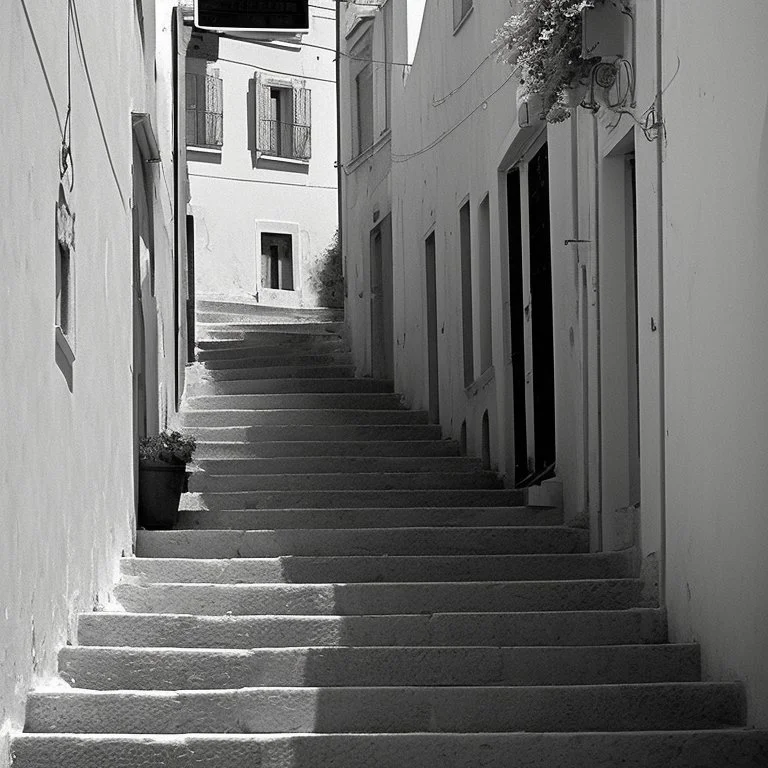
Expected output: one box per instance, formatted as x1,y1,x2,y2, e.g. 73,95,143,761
494,0,602,122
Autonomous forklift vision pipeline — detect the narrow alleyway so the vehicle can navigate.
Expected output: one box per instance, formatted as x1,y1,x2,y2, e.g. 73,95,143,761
11,307,768,766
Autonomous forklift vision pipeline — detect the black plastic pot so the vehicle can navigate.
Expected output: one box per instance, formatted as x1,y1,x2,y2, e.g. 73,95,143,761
138,460,187,530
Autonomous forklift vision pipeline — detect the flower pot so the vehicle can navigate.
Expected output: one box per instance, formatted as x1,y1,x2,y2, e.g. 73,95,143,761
138,460,187,530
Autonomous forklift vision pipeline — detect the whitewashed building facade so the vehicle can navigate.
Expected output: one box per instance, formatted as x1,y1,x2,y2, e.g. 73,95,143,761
340,0,768,726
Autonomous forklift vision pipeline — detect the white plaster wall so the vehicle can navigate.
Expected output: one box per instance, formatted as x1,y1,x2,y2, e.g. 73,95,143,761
659,0,768,726
0,1,180,762
188,6,338,307
386,0,582,485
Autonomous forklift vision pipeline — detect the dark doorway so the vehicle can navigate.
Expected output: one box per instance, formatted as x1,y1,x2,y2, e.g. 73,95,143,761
506,168,528,483
425,232,440,424
370,215,394,380
186,214,196,361
528,142,556,474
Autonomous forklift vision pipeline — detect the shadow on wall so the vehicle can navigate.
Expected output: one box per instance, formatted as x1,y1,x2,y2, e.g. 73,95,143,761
310,230,343,309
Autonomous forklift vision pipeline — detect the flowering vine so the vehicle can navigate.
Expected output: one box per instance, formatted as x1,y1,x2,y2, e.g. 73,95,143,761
494,0,603,123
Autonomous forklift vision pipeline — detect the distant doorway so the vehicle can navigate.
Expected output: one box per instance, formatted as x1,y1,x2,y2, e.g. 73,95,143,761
506,139,556,485
370,215,394,380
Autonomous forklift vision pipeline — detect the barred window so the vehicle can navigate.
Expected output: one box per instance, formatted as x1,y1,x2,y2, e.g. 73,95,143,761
255,76,312,161
186,71,223,149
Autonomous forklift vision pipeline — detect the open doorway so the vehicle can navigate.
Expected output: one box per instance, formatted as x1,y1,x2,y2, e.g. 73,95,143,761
506,139,556,486
370,215,394,380
425,231,440,424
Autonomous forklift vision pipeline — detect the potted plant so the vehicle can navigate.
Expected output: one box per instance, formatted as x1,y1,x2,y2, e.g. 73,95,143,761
495,0,604,123
138,430,197,529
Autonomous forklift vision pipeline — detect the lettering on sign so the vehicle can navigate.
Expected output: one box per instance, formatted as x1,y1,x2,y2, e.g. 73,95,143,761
195,0,309,31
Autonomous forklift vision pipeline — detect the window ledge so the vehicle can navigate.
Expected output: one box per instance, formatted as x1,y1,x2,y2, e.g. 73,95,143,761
259,154,310,167
464,364,495,397
346,129,391,173
452,6,474,35
187,145,223,155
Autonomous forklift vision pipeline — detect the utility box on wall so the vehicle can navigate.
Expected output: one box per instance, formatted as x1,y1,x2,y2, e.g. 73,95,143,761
582,1,626,59
195,0,310,33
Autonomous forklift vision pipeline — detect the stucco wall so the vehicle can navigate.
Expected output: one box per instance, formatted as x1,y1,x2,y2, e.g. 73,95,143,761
386,0,587,489
659,0,768,726
188,6,338,308
0,1,180,762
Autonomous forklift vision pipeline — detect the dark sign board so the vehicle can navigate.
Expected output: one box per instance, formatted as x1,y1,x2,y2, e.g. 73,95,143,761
195,0,309,32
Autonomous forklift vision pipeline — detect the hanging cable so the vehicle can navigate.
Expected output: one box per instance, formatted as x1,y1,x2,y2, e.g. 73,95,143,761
59,0,74,190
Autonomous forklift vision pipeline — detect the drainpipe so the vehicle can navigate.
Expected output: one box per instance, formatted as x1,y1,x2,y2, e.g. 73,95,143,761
592,112,603,554
336,4,344,304
654,0,667,606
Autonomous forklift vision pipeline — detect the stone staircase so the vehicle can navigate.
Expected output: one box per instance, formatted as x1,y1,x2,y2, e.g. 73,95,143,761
12,314,768,766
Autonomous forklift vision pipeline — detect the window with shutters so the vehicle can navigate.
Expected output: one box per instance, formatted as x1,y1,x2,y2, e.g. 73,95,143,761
350,30,374,156
254,75,312,161
186,70,223,148
453,0,473,30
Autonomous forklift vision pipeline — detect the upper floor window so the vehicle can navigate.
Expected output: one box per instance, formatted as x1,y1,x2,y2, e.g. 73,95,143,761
351,31,374,155
453,0,473,30
255,77,312,161
186,70,223,149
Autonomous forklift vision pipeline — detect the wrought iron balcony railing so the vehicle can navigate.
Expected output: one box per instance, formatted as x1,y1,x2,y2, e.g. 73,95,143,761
186,74,223,149
260,119,311,161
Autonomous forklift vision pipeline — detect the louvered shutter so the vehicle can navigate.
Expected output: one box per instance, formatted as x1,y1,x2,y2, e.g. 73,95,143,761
204,72,223,147
255,74,273,153
292,85,311,160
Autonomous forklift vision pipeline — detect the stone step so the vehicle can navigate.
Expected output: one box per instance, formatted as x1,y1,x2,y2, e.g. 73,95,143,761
196,333,344,351
198,327,345,343
186,424,444,442
13,731,768,768
186,393,406,410
25,682,743,735
199,365,356,381
120,551,631,584
187,471,502,493
192,456,483,474
196,299,342,320
113,580,645,616
183,410,430,428
196,340,348,362
185,378,394,396
196,311,343,326
201,352,354,370
76,608,669,648
193,440,461,458
180,488,526,510
197,321,344,335
176,506,562,530
136,526,585,558
57,644,697,691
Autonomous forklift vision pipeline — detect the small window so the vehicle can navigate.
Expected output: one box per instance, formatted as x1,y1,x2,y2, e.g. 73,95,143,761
256,79,312,160
261,233,294,290
453,0,472,30
350,31,374,155
186,69,223,149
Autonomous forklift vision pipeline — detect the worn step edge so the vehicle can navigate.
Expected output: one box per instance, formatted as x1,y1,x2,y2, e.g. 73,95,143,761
112,578,648,616
175,507,563,529
12,731,768,768
57,643,699,690
75,609,669,648
119,551,633,582
24,682,745,734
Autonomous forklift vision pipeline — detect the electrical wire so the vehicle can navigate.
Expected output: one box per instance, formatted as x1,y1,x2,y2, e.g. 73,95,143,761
216,56,337,83
189,172,338,190
391,72,516,163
